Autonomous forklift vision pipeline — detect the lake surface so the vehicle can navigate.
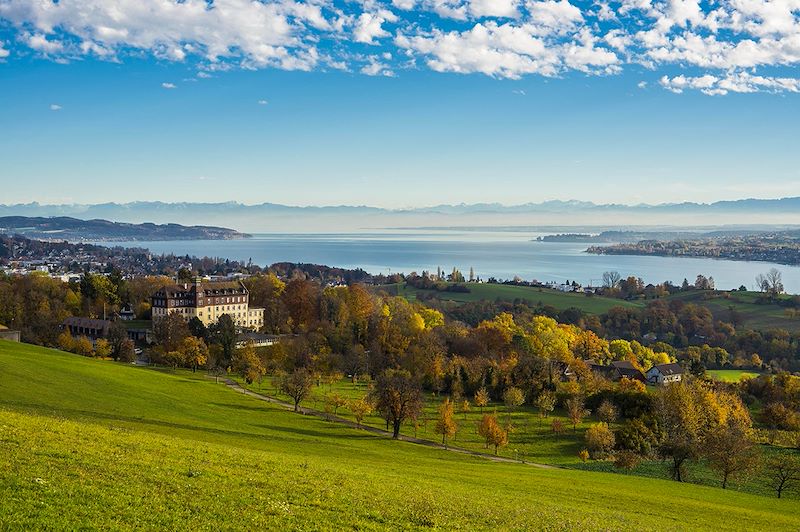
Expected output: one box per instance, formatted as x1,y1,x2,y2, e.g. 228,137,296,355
99,230,800,293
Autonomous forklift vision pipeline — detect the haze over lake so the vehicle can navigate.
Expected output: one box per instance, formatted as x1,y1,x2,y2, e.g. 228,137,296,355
101,231,800,293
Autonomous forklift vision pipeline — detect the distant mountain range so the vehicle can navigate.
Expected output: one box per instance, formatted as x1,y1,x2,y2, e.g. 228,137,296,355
0,216,249,241
2,197,800,232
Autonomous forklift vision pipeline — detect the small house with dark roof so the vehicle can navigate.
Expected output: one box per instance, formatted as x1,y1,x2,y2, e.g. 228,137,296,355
646,363,684,386
63,317,111,341
610,360,646,383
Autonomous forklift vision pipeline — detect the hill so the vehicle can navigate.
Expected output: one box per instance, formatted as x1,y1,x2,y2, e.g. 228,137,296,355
0,216,248,241
1,340,798,529
382,282,643,314
665,290,800,333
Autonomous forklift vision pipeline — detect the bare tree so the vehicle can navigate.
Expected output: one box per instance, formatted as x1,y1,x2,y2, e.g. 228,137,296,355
765,454,800,499
369,369,423,439
602,271,621,289
756,268,784,299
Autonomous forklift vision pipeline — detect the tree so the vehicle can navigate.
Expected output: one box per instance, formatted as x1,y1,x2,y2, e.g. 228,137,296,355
117,338,136,363
180,336,209,373
74,335,94,356
153,312,190,353
460,399,471,420
349,397,372,428
602,271,621,289
281,368,314,412
435,398,458,448
596,400,619,424
478,413,498,449
585,422,615,458
765,454,800,498
57,330,75,352
233,340,265,384
502,386,525,425
209,314,237,368
369,369,423,439
756,268,784,299
535,391,556,421
106,321,130,361
705,427,760,489
474,387,490,413
94,338,112,358
566,396,588,432
488,420,508,455
328,393,348,416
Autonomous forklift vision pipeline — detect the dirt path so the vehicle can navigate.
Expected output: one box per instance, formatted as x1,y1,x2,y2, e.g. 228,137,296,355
215,377,557,469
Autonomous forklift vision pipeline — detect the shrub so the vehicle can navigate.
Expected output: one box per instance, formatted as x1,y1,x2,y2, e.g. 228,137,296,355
614,450,642,471
585,422,615,459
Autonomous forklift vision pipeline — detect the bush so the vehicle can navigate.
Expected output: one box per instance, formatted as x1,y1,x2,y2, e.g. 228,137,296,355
585,422,615,459
614,450,642,471
615,417,659,456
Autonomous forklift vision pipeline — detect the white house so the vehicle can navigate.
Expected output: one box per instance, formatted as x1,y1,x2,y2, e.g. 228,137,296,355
646,363,684,386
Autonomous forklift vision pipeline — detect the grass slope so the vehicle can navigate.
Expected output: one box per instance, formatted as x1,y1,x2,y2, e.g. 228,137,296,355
382,283,641,314
707,369,762,382
666,291,800,333
1,340,798,530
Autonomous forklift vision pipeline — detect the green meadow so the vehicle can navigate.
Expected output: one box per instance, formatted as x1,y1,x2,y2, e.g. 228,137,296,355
381,282,643,314
707,369,762,382
1,340,799,530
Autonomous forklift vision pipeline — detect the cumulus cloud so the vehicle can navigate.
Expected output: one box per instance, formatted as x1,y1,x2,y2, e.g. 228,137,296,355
660,72,800,95
0,0,799,93
161,82,177,89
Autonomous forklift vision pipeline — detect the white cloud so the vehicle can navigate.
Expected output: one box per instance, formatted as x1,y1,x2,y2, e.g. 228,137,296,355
161,82,177,89
258,99,269,105
361,56,396,76
1,0,800,94
353,12,393,45
470,0,519,18
49,104,62,111
660,72,800,95
637,80,647,88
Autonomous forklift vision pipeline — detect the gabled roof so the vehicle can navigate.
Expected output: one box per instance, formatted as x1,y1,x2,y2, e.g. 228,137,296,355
650,363,683,376
63,317,111,329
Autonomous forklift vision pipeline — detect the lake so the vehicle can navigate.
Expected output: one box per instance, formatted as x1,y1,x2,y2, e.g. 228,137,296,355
99,230,800,293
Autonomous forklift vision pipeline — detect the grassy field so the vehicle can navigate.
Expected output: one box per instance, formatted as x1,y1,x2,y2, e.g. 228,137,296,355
380,282,642,314
2,340,800,530
666,291,800,332
707,369,762,382
251,374,796,497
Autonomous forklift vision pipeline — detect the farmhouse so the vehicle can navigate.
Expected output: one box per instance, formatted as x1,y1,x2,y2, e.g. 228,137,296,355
151,277,264,330
63,317,111,342
646,363,684,386
610,360,647,383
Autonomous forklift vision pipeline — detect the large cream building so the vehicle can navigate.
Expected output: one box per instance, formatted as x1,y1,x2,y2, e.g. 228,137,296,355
151,278,264,329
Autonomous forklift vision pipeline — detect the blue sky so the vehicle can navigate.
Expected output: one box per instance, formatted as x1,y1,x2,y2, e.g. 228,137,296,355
1,0,799,207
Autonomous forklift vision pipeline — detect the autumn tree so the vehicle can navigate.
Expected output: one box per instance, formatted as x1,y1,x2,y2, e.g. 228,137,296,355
756,268,784,299
57,330,75,352
94,338,112,358
503,386,525,425
349,397,372,428
369,369,423,439
566,396,588,432
585,423,615,458
74,335,94,357
460,399,471,420
478,413,498,449
328,393,348,416
535,391,556,421
596,400,619,424
180,336,209,373
435,398,458,448
474,387,490,413
488,420,508,455
153,312,190,353
281,368,314,412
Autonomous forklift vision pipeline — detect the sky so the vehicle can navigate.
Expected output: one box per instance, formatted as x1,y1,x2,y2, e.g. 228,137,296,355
1,0,799,208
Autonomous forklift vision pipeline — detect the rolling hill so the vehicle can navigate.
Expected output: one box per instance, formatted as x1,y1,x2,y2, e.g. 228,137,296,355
1,340,798,530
